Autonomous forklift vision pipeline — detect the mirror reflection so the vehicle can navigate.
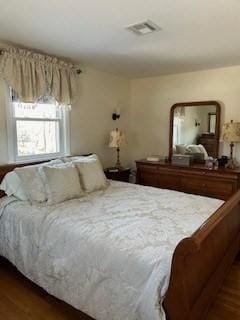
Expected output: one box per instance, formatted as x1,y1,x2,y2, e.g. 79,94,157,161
173,105,217,160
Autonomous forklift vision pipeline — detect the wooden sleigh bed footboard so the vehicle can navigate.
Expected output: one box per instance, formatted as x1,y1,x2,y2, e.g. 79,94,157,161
164,189,240,320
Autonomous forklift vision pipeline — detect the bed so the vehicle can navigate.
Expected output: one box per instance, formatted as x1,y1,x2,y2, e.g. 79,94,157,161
0,160,240,320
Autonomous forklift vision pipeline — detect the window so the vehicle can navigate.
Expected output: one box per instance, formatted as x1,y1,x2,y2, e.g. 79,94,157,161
7,90,70,162
173,117,182,145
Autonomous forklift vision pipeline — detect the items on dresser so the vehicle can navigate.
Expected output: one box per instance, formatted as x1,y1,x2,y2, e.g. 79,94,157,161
218,156,228,168
171,154,192,166
146,155,161,162
136,159,240,200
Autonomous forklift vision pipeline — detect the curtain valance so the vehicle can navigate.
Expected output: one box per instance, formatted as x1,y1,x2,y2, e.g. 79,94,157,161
0,46,80,105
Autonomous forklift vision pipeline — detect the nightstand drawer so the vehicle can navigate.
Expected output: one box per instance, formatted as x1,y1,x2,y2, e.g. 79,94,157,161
104,168,130,182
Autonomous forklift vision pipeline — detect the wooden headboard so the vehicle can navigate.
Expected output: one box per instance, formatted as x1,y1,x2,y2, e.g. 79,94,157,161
0,155,92,198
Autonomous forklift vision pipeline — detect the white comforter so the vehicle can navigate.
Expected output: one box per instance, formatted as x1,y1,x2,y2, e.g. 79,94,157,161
0,181,223,320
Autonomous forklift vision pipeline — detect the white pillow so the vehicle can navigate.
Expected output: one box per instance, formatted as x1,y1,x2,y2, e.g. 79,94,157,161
175,144,188,155
15,159,63,203
0,171,28,200
63,154,98,163
41,164,83,205
74,158,108,193
198,144,209,160
187,145,201,154
187,144,209,160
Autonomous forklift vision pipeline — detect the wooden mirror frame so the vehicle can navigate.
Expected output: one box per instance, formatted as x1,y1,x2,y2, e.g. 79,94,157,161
169,100,221,160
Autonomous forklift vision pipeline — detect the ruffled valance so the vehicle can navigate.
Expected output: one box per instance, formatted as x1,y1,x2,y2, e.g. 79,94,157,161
0,46,80,105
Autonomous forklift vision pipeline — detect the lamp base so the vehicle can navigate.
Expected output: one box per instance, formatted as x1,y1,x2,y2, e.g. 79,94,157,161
227,142,235,169
115,147,122,169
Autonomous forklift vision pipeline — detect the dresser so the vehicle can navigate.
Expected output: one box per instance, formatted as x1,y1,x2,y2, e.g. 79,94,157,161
197,133,217,157
136,160,240,200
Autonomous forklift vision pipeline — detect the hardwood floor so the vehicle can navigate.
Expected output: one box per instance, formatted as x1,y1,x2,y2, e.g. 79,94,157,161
0,259,93,320
0,258,240,320
206,258,240,320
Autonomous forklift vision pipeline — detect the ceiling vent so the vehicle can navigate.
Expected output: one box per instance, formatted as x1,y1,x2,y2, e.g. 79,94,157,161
126,20,161,35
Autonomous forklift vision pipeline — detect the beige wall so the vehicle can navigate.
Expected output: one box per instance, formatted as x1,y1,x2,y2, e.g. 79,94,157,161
0,68,131,167
71,67,131,167
130,65,240,165
1,63,240,168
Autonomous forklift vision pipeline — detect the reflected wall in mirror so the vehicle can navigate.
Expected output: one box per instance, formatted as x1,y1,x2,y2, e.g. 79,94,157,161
169,101,221,161
208,113,216,133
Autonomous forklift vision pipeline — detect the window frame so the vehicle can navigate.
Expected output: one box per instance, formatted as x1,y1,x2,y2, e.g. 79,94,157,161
6,87,70,163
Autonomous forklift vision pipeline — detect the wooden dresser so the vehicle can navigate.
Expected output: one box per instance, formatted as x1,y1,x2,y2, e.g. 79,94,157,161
136,160,240,200
197,133,217,157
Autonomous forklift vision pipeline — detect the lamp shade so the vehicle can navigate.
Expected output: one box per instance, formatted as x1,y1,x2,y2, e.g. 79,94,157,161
221,121,240,142
109,128,127,148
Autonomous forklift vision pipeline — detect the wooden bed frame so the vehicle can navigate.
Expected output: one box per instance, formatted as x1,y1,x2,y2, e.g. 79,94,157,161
0,159,240,320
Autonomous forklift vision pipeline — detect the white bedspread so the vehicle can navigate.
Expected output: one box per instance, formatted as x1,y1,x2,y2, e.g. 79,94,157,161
0,181,223,320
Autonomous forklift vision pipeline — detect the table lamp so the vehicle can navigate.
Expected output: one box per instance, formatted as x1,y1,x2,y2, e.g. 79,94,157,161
109,128,127,169
221,120,240,168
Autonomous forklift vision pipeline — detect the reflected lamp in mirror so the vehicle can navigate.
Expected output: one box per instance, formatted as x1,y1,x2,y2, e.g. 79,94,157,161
221,120,240,168
109,128,127,169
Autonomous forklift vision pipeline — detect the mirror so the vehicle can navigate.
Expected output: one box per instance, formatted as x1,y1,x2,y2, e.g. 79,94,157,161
169,101,221,161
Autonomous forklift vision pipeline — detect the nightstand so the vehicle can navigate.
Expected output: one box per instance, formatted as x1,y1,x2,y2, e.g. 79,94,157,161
104,168,131,182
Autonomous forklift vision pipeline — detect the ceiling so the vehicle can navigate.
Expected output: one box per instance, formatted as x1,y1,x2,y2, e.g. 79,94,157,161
0,0,240,78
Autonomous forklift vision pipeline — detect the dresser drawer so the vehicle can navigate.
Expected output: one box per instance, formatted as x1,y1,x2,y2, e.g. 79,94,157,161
136,160,240,200
137,164,158,187
204,179,237,199
180,169,238,181
181,176,236,200
181,177,206,196
157,173,181,190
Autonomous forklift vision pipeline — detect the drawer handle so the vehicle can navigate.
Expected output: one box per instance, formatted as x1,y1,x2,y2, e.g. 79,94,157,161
202,183,206,187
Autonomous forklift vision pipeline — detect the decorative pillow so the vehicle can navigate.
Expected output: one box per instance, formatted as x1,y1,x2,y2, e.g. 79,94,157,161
0,171,28,200
74,158,108,193
62,154,98,163
187,144,209,160
41,164,83,205
198,144,209,160
15,159,63,203
186,145,201,154
175,144,188,155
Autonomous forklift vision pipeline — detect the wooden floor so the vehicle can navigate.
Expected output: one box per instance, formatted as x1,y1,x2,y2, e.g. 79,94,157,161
206,258,240,320
0,259,240,320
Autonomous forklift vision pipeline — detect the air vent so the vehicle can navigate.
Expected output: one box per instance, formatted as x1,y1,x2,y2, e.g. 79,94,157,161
126,20,161,35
